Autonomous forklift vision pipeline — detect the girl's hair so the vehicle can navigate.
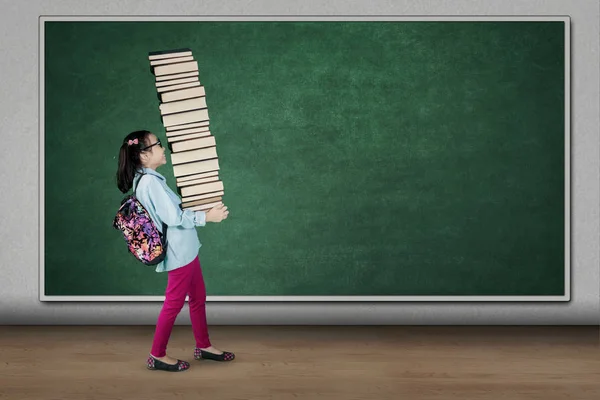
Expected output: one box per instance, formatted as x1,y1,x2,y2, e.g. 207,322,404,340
116,130,152,193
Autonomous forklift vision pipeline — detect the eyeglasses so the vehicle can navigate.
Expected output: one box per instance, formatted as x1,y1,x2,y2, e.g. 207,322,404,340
141,139,163,151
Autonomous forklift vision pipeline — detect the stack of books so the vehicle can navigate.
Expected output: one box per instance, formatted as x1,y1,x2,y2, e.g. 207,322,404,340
147,48,224,212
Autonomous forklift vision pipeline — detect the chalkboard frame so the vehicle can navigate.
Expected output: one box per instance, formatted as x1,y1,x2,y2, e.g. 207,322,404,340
38,15,571,302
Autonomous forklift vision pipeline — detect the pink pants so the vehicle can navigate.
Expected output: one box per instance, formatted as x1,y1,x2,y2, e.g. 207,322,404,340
150,256,211,357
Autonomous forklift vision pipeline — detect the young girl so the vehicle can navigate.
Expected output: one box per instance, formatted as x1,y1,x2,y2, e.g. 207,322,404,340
116,129,234,372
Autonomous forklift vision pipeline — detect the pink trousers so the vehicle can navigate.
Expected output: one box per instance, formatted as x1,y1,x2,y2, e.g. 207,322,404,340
150,256,211,357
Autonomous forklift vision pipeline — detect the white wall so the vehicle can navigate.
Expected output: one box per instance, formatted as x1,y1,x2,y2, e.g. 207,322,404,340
0,0,598,325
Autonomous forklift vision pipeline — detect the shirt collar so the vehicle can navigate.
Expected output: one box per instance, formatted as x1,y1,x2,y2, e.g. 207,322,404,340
137,167,166,181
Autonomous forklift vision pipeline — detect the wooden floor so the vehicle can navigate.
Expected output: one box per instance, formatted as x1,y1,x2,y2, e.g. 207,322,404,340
0,326,598,400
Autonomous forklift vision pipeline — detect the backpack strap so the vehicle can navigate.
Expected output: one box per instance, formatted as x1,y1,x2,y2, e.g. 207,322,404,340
132,172,169,241
133,171,145,195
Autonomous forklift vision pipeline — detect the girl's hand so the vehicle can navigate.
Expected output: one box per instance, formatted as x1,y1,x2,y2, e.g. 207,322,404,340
205,204,229,223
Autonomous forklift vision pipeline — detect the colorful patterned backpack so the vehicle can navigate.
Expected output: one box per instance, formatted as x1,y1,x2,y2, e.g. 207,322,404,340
113,174,168,266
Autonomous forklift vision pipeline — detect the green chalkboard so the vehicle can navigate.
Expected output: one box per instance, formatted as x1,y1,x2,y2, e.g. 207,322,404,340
42,20,567,299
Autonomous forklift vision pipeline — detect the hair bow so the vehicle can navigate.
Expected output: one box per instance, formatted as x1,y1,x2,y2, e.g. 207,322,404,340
127,138,139,146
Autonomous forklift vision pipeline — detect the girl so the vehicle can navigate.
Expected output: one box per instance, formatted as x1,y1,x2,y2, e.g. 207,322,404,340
116,130,234,372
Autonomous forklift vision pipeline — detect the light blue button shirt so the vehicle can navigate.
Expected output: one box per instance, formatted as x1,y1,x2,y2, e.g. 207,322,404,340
132,167,206,273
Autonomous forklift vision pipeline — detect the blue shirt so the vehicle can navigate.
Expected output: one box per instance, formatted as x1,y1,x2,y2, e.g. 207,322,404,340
132,167,206,273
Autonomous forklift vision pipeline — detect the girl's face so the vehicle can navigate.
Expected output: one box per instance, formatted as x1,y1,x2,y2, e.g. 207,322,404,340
141,133,167,169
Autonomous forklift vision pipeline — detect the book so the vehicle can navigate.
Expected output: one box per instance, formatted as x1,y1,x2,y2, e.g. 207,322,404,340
159,97,207,116
150,55,194,66
156,70,199,82
180,180,224,197
170,146,217,166
161,86,206,103
176,175,220,188
166,120,210,132
156,81,200,93
172,158,219,178
181,195,223,208
177,171,219,183
185,201,223,212
162,108,209,127
154,60,198,77
166,126,210,138
148,48,192,60
171,135,216,152
156,76,198,88
167,131,211,143
180,190,224,203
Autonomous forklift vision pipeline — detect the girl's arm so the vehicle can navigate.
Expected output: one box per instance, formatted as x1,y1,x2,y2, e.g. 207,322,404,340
144,177,206,228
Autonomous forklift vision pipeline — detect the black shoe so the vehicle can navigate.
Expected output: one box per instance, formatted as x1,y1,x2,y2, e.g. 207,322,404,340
194,347,235,362
147,355,190,372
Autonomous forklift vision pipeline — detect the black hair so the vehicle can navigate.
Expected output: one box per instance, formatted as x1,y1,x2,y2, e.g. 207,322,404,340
116,130,152,193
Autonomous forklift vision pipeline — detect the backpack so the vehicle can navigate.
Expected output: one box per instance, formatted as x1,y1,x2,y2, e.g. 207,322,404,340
113,173,168,266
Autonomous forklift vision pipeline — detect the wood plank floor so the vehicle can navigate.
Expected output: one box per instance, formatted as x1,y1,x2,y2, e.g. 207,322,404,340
0,326,598,400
